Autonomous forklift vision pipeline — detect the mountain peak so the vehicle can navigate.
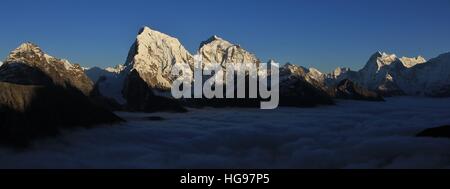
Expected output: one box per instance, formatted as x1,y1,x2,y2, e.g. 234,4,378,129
365,51,398,68
199,35,230,49
210,35,221,40
399,56,427,68
138,26,155,35
7,42,45,62
136,26,180,42
122,26,193,90
13,42,42,53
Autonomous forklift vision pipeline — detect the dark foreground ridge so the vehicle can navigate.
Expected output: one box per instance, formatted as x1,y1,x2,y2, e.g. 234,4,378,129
0,82,122,147
417,125,450,138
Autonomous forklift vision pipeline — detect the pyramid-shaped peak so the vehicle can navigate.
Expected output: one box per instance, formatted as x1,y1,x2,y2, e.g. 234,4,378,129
13,42,42,52
7,42,45,61
199,35,233,49
136,26,180,41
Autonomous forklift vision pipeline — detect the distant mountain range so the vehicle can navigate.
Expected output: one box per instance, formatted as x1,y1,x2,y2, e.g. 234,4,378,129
85,27,450,107
325,52,450,97
1,26,449,145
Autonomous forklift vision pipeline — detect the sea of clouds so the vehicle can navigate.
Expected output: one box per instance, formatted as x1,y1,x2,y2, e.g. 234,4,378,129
1,97,450,169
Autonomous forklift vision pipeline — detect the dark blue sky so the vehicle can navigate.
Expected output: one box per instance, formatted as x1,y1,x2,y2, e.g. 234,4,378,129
1,0,450,72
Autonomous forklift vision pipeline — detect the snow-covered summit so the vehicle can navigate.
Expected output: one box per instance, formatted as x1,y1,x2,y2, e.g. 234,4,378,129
399,56,426,68
0,42,93,95
199,35,230,49
124,26,193,90
105,64,125,73
199,35,260,65
279,63,328,91
327,51,450,96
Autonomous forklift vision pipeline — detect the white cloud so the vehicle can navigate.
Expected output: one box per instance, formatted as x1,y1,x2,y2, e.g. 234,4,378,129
1,97,450,168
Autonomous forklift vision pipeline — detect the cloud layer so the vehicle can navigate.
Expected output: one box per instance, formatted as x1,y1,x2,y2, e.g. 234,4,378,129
1,97,450,168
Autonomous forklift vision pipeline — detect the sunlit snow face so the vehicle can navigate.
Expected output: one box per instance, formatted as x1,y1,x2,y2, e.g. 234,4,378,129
170,56,280,109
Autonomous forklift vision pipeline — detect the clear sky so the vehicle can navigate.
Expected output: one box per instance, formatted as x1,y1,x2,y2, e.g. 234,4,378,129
1,0,450,72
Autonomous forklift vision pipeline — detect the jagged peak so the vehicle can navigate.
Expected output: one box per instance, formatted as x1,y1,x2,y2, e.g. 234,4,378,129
206,35,224,42
105,64,125,73
135,26,182,45
364,51,398,69
399,55,426,61
309,67,323,75
369,51,396,58
6,42,47,62
209,35,222,41
283,62,295,68
11,42,42,54
334,67,351,72
138,26,158,35
330,67,351,78
381,52,396,57
282,63,308,71
199,35,233,49
399,55,427,68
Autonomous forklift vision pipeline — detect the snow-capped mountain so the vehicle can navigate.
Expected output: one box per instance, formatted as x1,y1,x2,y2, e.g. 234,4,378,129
0,42,94,95
399,56,426,68
406,52,450,96
327,67,352,80
280,63,328,90
88,26,450,110
199,35,260,66
92,27,340,109
124,26,193,90
94,27,192,112
328,51,450,97
0,43,121,145
85,65,125,83
105,64,125,73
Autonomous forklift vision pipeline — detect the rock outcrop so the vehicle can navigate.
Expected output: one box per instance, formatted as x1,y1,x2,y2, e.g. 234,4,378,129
279,63,334,106
330,79,384,101
416,125,450,138
280,63,328,91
